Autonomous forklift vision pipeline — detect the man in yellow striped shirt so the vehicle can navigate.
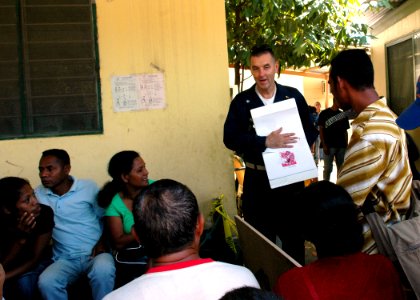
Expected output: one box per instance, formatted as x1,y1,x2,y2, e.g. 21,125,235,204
329,49,412,253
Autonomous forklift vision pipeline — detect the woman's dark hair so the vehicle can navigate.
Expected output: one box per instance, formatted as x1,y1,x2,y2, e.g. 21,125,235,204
298,181,364,258
0,177,30,216
98,151,140,208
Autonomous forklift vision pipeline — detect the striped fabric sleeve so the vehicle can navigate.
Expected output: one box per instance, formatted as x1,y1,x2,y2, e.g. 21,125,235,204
337,100,412,221
337,138,383,207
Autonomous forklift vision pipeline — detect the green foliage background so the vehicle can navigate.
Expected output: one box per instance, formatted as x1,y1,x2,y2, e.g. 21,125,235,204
226,0,391,85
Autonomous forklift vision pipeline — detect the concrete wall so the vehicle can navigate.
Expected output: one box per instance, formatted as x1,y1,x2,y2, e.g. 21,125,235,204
369,0,420,172
303,77,331,109
0,0,236,218
370,1,420,97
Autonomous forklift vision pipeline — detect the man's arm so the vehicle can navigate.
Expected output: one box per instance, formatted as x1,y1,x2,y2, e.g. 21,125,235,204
224,92,300,156
336,139,384,207
319,125,329,155
92,201,109,256
223,96,267,155
91,233,109,257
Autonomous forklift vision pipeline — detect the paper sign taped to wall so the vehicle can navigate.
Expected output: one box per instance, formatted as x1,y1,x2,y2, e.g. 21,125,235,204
251,98,318,188
111,73,166,112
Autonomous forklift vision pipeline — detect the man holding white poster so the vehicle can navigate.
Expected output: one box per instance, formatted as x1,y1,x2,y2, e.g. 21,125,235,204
224,45,318,264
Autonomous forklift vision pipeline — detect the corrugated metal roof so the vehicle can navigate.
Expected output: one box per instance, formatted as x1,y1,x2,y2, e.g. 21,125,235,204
364,0,407,28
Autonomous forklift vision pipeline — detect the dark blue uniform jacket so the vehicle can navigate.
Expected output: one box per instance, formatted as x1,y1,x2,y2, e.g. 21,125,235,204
224,83,319,166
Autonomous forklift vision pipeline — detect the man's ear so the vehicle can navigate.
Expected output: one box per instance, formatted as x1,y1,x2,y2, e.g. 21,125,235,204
195,213,205,238
64,164,71,175
336,76,347,89
275,60,279,74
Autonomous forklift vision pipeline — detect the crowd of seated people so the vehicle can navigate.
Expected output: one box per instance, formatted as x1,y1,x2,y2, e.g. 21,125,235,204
0,149,260,300
0,154,411,300
2,67,419,299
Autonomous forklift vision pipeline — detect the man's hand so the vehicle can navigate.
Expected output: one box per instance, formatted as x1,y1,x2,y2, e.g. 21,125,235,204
92,242,107,257
91,235,109,257
265,127,298,149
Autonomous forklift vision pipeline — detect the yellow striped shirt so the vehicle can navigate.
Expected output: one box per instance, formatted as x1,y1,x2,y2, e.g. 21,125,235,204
337,97,412,253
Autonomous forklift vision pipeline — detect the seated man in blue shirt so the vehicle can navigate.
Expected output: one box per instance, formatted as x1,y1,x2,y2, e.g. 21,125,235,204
35,149,115,300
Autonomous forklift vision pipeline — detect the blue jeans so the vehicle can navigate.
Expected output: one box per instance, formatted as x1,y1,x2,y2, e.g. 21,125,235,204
323,147,346,181
4,259,51,300
313,136,321,164
38,253,115,300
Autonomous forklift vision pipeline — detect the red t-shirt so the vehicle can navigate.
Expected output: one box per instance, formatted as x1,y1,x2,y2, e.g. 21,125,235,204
274,252,404,300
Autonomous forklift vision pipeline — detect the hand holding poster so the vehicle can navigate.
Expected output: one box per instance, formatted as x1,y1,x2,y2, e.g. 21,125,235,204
251,98,317,188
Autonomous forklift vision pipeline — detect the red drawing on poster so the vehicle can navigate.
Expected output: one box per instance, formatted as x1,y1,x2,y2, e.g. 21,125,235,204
280,151,296,167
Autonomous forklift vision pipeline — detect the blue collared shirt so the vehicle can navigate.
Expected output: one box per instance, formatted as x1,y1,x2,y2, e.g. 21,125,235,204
35,177,104,260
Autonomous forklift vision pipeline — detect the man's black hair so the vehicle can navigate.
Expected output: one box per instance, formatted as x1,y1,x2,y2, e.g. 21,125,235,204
133,179,199,259
330,49,374,91
41,149,70,166
297,181,364,258
251,44,275,58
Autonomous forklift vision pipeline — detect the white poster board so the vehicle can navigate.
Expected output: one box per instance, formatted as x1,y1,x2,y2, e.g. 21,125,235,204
251,99,317,189
111,73,166,112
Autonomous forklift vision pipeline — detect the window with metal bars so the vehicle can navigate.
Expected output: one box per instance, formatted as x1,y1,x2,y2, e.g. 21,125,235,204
0,0,102,139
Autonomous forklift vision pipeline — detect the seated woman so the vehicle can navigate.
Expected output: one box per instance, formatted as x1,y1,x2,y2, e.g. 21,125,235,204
98,150,153,287
0,177,54,300
274,181,404,300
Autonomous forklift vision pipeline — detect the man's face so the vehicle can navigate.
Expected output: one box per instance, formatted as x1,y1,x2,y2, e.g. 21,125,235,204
250,52,278,94
16,183,41,218
328,74,351,111
38,155,70,190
